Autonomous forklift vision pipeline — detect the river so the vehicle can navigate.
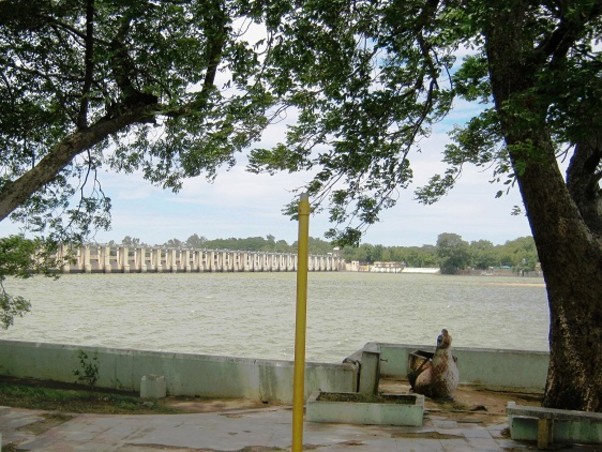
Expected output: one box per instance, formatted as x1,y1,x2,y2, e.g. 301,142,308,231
0,272,549,363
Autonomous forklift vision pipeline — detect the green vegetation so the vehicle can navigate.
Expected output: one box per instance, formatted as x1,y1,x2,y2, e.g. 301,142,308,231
343,234,538,273
318,392,418,404
436,233,471,275
72,350,100,390
0,235,61,329
116,233,539,274
0,377,180,414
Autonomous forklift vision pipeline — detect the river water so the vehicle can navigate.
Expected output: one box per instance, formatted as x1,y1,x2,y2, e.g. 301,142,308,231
0,272,549,363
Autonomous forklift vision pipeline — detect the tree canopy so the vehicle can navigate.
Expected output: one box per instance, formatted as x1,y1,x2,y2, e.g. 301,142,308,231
1,0,602,411
436,233,470,274
248,1,602,243
118,232,538,271
0,235,58,328
2,1,601,245
0,0,273,242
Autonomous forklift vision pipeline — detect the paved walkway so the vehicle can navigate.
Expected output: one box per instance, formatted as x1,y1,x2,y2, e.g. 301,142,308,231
2,404,599,451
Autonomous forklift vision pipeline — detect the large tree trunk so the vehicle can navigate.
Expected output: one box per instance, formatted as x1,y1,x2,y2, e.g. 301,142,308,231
514,136,602,412
485,3,602,411
567,131,602,236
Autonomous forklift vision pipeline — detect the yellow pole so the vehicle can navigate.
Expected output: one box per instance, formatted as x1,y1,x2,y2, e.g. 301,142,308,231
292,192,310,452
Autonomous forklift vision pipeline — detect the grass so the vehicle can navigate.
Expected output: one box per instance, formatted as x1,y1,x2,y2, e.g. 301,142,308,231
0,376,182,414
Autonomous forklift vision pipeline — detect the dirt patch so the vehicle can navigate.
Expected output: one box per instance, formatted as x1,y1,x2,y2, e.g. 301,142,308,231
0,376,267,415
317,392,417,404
0,375,542,422
379,378,542,425
166,397,268,413
391,431,464,439
17,412,74,435
0,375,127,394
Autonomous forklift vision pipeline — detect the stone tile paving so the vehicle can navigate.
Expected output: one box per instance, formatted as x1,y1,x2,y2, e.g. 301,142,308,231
2,404,601,451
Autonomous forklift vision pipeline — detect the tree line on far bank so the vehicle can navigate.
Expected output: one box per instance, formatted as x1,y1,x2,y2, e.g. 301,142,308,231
114,232,539,275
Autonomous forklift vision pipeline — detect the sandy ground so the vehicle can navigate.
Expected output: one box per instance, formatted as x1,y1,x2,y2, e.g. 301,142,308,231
160,378,543,428
380,378,542,425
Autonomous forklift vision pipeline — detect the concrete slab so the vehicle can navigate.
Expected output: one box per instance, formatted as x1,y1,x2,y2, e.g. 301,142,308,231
306,391,424,426
2,404,600,451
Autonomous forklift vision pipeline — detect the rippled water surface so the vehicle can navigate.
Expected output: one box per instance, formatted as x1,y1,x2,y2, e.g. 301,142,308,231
1,272,549,362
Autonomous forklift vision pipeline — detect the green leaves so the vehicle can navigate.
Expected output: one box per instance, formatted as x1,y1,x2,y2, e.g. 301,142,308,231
258,1,601,248
248,144,306,174
453,54,491,103
0,235,61,328
252,1,476,240
0,0,277,240
2,0,602,251
436,232,471,274
73,350,99,390
0,236,40,279
0,293,30,330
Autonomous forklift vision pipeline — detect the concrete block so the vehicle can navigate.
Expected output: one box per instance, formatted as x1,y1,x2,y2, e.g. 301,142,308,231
510,414,539,440
358,348,380,395
307,391,424,426
140,375,166,399
508,402,602,446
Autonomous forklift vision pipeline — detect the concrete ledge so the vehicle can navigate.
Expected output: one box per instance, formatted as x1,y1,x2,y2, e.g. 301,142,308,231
306,391,424,426
0,340,357,403
375,342,548,392
508,402,602,448
0,339,552,405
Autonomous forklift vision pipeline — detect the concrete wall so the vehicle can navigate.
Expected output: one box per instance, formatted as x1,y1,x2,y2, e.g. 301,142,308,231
375,342,548,392
0,340,357,403
0,340,550,403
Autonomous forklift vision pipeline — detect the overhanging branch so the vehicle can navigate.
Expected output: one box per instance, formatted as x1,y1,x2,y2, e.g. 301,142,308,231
0,105,156,222
77,0,95,129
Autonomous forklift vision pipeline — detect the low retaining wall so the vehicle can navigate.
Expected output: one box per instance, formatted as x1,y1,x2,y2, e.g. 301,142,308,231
0,340,550,403
375,342,548,392
0,340,357,403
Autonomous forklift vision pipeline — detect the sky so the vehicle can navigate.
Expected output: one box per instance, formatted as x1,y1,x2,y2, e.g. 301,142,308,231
0,116,533,248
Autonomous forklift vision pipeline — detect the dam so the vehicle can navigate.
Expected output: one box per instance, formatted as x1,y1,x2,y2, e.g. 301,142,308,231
55,243,344,273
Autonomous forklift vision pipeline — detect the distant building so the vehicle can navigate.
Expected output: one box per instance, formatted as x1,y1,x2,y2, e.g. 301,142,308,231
346,260,371,272
402,267,440,274
370,261,404,273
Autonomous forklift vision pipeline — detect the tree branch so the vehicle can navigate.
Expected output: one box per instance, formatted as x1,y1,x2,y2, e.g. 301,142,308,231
201,0,228,93
0,105,156,222
77,0,95,129
535,0,602,67
108,16,158,111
